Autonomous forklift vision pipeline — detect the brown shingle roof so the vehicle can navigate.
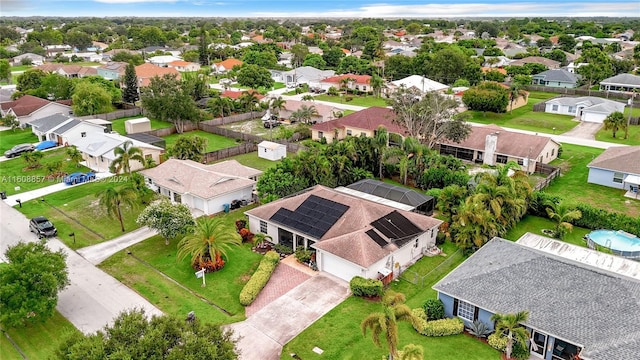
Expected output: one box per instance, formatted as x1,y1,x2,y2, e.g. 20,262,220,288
310,107,408,135
587,146,640,175
439,125,557,159
1,95,56,116
510,56,560,68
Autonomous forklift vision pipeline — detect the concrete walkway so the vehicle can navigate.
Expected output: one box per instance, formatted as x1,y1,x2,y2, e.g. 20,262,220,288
3,172,113,205
76,226,158,265
226,273,350,360
245,261,311,317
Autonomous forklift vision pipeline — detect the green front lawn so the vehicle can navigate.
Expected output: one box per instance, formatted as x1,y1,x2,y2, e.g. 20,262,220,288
0,129,38,154
109,116,174,135
16,180,147,249
283,242,500,359
0,148,92,196
595,124,640,145
547,144,640,217
314,94,389,108
0,311,79,360
163,130,238,152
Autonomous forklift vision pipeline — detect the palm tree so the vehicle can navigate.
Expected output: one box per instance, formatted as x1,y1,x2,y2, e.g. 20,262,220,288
508,83,525,114
545,200,582,239
361,291,417,360
437,184,468,223
97,185,138,232
65,146,83,168
44,160,64,179
603,111,626,138
177,216,242,272
239,91,260,120
491,311,530,360
290,105,319,124
269,96,286,117
370,74,384,98
301,94,315,101
22,150,43,169
109,140,144,175
252,232,273,248
374,125,389,179
399,344,424,360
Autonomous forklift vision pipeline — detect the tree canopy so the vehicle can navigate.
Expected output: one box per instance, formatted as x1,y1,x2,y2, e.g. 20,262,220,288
140,74,202,133
137,198,195,245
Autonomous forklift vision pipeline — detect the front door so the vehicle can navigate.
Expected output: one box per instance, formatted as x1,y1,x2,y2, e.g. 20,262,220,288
530,330,547,358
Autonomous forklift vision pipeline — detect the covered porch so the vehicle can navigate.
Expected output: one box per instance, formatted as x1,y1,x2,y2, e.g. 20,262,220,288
528,329,583,360
623,174,640,199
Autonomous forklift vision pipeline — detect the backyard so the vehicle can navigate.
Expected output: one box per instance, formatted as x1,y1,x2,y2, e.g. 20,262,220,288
163,130,238,152
314,93,389,107
109,116,174,135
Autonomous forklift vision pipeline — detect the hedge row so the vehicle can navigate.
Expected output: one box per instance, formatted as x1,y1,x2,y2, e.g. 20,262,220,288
239,251,280,306
349,276,383,298
411,309,464,337
487,332,508,352
529,192,640,235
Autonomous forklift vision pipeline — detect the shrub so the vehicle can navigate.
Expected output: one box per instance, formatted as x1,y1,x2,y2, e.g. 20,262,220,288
294,247,312,263
487,332,508,352
273,244,293,255
512,340,531,360
349,276,383,298
413,316,464,337
468,320,492,338
235,219,247,232
422,299,445,320
239,251,280,306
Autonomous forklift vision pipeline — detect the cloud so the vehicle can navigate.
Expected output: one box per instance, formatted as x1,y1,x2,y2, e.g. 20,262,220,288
1,0,36,12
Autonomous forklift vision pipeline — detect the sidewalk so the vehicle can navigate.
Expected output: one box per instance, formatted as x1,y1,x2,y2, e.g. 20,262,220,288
76,226,158,265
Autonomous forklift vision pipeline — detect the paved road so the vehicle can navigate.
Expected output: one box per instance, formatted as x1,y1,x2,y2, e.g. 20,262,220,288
77,226,157,265
0,200,163,334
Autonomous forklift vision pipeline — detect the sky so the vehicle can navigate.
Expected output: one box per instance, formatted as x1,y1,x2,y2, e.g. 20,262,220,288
2,0,639,18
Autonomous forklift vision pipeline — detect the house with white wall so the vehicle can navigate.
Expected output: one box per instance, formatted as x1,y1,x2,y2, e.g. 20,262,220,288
587,146,640,193
0,95,72,127
73,133,163,173
544,96,625,123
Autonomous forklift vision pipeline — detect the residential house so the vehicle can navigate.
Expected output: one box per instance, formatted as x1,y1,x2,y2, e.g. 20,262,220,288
212,58,243,73
147,55,182,67
27,113,74,141
49,118,107,146
220,90,265,102
168,61,201,72
544,96,625,123
37,64,97,78
599,73,640,93
532,69,580,88
61,52,102,63
140,158,261,215
510,56,560,70
336,178,435,215
97,62,128,81
482,56,512,68
269,66,335,88
433,235,640,360
11,53,45,66
499,43,527,58
245,185,442,282
566,62,588,74
0,95,72,127
135,63,181,87
319,74,372,92
438,125,560,173
587,146,640,193
102,49,140,62
389,75,448,94
73,132,163,173
310,107,407,144
278,100,340,123
44,45,72,57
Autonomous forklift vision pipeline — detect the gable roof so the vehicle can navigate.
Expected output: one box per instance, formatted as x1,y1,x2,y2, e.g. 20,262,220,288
439,125,558,159
73,132,162,160
533,69,580,83
98,62,128,73
600,73,640,87
214,58,243,70
27,113,73,133
391,75,448,92
246,185,442,267
546,96,625,114
433,237,640,360
135,63,181,87
346,179,433,208
283,100,338,117
52,119,81,135
510,56,560,68
321,74,371,85
310,107,408,135
0,95,70,117
139,158,258,200
220,90,264,100
587,146,640,175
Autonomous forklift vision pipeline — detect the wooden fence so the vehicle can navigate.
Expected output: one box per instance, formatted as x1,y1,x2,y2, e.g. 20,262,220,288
200,111,267,126
76,107,142,121
202,143,258,163
533,163,561,191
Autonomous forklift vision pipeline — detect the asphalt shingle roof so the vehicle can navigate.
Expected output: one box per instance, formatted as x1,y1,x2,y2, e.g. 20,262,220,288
52,119,80,135
587,146,640,175
433,238,640,360
28,114,72,133
534,69,579,83
600,73,640,86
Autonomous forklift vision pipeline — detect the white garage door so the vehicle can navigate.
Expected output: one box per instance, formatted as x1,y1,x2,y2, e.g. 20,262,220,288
320,251,362,282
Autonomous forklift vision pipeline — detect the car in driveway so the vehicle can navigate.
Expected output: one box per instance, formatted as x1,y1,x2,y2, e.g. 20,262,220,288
64,171,96,185
35,140,58,151
29,216,57,238
4,143,35,158
263,120,281,128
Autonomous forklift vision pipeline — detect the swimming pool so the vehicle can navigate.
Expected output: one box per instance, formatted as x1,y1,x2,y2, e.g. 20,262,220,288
586,230,640,259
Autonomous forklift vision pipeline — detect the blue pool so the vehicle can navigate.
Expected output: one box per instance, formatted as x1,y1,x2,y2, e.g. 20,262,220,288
586,230,640,259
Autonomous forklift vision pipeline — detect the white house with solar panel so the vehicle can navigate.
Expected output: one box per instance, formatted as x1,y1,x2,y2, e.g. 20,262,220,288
244,185,442,282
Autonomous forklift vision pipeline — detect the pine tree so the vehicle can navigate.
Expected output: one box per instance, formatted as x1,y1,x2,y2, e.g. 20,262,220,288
198,27,209,66
122,62,139,104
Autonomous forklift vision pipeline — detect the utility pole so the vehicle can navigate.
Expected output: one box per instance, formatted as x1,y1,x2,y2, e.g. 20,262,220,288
625,91,636,140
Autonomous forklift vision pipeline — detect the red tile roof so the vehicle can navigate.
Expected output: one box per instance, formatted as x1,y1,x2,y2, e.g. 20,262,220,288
135,63,181,87
0,95,60,116
214,58,243,70
311,107,408,135
220,90,264,100
321,74,371,85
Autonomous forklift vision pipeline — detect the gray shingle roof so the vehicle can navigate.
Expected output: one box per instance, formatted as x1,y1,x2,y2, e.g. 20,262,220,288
433,238,640,360
600,73,640,86
52,119,80,135
587,146,640,175
27,114,72,133
534,69,579,83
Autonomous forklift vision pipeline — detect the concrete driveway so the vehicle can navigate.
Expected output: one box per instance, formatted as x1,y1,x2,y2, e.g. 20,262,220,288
561,121,603,140
226,273,350,360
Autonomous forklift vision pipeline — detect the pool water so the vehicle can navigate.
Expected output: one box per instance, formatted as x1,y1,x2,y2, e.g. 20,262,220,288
587,230,640,253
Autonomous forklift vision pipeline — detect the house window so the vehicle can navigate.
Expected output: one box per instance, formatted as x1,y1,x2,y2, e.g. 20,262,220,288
347,130,352,136
552,105,558,111
496,154,508,164
81,132,86,137
613,172,624,183
360,132,366,137
457,300,475,322
568,106,576,113
260,220,267,233
318,131,324,138
414,239,419,248
551,148,555,156
517,158,524,165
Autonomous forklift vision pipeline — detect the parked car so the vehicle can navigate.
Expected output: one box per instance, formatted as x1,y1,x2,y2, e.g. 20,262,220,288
64,171,96,185
29,216,57,238
35,140,58,151
263,120,280,128
4,143,35,158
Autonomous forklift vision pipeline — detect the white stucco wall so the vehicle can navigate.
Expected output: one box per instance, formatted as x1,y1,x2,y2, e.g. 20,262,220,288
588,167,627,189
205,186,253,215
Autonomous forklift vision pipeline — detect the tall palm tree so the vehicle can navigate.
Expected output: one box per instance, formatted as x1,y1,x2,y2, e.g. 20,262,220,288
290,105,319,124
110,140,144,175
451,199,501,249
177,216,242,272
97,185,138,232
491,311,530,360
437,184,468,223
370,74,384,98
361,291,417,360
65,146,83,168
269,96,286,117
239,90,260,120
374,126,389,179
545,200,582,239
508,83,525,114
603,111,626,138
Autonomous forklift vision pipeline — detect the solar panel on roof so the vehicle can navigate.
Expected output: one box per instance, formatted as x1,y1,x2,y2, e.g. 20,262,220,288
269,195,350,239
371,210,422,241
366,229,388,248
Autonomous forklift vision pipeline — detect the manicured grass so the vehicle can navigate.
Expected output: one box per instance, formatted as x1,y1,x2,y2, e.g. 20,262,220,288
110,116,174,135
0,129,38,153
214,152,283,172
0,311,79,360
314,94,389,108
16,179,147,248
595,124,640,145
503,215,591,248
282,90,298,96
163,130,239,152
0,148,92,196
9,65,32,72
546,144,640,217
283,242,500,360
465,92,578,134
